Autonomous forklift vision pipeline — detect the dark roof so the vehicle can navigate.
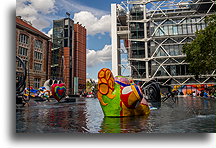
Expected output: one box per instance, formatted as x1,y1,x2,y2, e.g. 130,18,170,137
16,16,50,40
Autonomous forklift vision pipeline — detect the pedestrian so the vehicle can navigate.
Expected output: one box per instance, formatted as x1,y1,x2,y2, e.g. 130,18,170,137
180,91,184,95
203,92,208,98
200,90,204,97
192,91,196,97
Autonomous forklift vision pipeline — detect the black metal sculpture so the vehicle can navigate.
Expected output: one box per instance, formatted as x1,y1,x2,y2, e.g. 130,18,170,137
142,80,161,108
16,56,27,105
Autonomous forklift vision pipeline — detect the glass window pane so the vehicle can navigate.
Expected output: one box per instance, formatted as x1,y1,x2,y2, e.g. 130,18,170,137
168,25,173,35
192,24,197,33
178,25,183,34
197,24,201,31
182,25,187,34
164,25,168,35
187,24,192,34
174,45,179,55
173,26,178,35
170,45,175,56
201,23,206,29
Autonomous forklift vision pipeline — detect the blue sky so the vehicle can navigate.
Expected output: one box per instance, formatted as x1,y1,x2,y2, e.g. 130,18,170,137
16,0,125,81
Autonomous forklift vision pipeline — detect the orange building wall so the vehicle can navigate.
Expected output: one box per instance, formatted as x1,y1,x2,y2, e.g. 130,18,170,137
63,47,72,94
74,23,86,92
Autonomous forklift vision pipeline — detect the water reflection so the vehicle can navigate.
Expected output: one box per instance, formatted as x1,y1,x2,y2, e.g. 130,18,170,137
99,115,149,133
16,99,90,133
149,101,161,109
16,97,216,133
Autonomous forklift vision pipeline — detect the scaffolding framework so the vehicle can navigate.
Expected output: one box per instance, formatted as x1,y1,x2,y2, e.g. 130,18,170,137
111,0,216,86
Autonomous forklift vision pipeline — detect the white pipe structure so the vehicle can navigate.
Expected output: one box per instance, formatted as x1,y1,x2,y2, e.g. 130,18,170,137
43,79,52,90
111,4,121,76
43,79,64,90
111,0,216,86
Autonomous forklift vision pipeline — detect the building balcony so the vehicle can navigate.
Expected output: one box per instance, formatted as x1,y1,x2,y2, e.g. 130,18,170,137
130,54,145,59
129,16,144,21
51,64,59,67
117,26,129,35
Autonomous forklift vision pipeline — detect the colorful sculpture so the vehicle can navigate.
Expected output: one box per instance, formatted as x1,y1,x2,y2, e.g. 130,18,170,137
24,86,51,100
97,68,150,117
38,87,51,99
51,83,66,102
24,87,39,98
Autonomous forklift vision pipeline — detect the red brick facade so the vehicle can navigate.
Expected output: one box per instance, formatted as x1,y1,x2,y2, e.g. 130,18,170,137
74,23,86,92
16,16,51,89
63,47,72,93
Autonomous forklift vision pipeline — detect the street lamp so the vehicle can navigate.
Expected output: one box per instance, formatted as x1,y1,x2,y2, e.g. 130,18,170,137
66,12,70,18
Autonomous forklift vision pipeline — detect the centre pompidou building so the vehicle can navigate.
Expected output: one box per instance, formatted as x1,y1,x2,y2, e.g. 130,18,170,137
111,0,215,92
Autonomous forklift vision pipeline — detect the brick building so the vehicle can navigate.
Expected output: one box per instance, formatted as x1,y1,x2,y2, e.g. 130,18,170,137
51,18,74,95
16,16,51,89
51,18,86,95
74,23,86,93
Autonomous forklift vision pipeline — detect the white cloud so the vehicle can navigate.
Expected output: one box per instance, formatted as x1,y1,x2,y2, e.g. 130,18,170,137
16,0,111,35
16,0,56,31
29,0,56,14
16,0,56,14
73,11,111,35
87,45,112,67
56,0,108,17
46,28,53,37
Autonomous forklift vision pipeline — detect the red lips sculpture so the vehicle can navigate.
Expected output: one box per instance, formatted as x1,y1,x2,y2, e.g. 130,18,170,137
51,83,66,102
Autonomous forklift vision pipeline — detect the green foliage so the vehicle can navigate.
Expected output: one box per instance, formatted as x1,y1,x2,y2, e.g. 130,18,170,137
86,80,98,93
182,14,216,76
86,81,92,87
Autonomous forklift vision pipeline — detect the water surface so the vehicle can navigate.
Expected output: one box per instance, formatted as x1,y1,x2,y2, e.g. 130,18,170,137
16,96,216,133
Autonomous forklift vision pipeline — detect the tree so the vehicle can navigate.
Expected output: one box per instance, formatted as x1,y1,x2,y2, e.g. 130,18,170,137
182,14,216,77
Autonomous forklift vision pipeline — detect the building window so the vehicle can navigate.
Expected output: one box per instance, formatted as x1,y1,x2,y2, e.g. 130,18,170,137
187,24,192,34
34,51,42,60
169,45,175,56
35,40,43,49
192,24,197,33
170,66,177,76
64,29,68,37
24,60,28,68
178,25,183,35
173,26,178,35
191,18,196,23
34,63,42,71
64,39,68,47
18,47,28,56
201,23,206,30
34,78,40,89
179,44,183,55
17,59,28,68
158,27,165,36
163,25,169,35
19,34,29,44
51,50,59,65
168,25,173,35
17,60,22,68
197,24,201,31
174,45,179,55
182,24,187,34
51,67,59,78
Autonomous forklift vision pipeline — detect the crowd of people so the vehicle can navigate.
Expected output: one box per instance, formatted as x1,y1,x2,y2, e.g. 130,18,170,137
177,87,216,98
